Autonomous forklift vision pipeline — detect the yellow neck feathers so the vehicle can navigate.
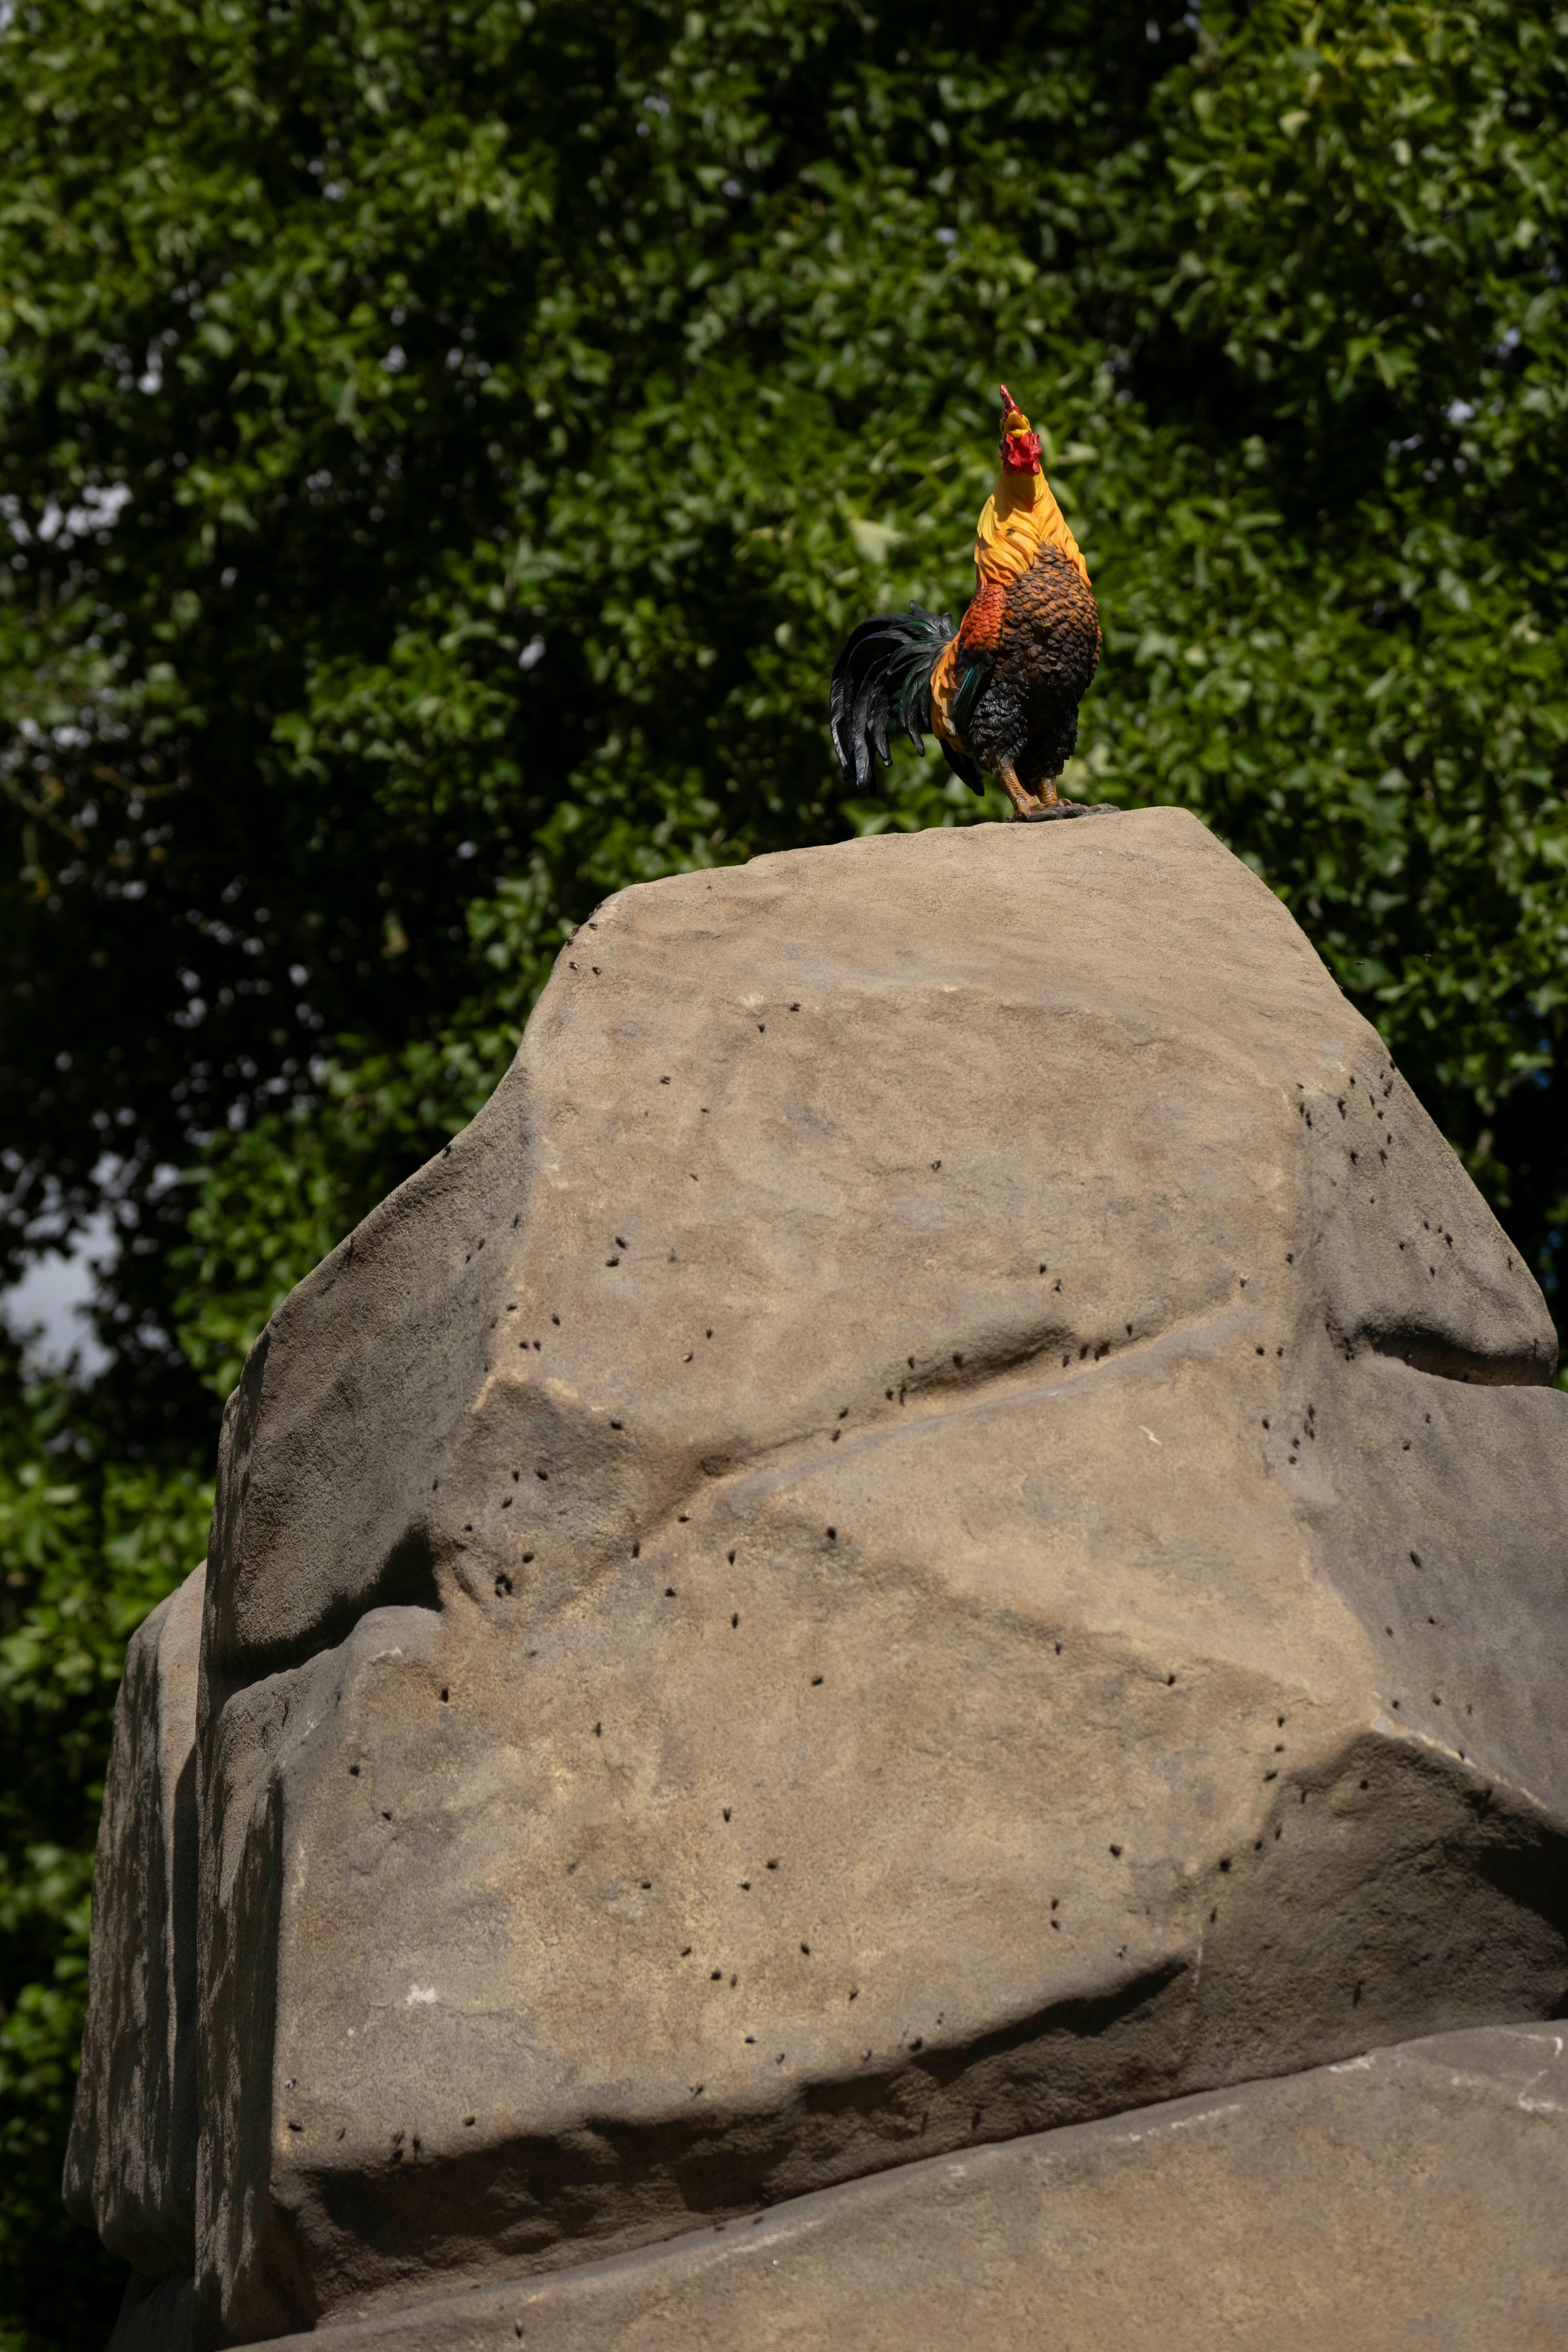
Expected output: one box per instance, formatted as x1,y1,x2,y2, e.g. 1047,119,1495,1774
973,463,1090,592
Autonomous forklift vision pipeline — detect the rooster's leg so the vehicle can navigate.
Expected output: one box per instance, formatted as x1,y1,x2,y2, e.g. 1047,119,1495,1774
1006,764,1103,823
996,760,1053,821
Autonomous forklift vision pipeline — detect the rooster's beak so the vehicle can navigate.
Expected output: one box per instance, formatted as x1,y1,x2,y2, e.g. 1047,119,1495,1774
997,383,1031,436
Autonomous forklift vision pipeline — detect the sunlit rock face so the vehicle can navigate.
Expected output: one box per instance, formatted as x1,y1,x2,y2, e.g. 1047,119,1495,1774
257,2023,1568,2352
73,810,1568,2348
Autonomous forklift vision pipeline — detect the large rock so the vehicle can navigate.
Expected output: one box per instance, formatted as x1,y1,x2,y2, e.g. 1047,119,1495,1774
65,1561,204,2279
258,2023,1568,2352
105,2274,194,2352
167,813,1568,2339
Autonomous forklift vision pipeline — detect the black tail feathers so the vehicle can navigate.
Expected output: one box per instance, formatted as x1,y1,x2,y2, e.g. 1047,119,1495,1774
829,604,980,794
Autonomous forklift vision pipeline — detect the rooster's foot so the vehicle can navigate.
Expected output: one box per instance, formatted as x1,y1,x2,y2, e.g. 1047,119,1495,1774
1019,799,1094,821
998,762,1117,822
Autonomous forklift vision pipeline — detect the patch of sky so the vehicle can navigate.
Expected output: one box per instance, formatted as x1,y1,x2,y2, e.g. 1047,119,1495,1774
2,1214,116,1377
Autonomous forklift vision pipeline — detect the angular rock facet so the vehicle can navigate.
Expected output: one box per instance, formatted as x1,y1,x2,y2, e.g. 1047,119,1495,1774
66,1561,205,2278
260,2024,1568,2352
194,813,1568,2340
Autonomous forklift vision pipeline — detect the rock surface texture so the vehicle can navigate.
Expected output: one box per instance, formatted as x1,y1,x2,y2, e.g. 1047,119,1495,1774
261,2025,1568,2352
71,811,1568,2347
66,1561,204,2278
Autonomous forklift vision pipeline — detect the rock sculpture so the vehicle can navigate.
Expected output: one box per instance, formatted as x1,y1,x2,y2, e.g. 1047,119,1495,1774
69,810,1568,2348
66,1566,202,2285
258,2024,1568,2352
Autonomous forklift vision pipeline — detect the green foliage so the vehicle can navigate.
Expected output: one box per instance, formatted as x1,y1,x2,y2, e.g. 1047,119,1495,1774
1119,0,1568,1245
2,0,1567,2343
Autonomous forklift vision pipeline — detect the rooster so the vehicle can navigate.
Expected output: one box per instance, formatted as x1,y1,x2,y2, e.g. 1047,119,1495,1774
829,387,1105,821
